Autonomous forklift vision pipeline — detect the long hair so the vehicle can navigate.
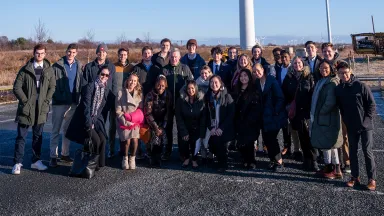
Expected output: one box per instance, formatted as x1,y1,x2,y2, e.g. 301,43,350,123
236,54,252,72
184,80,200,99
124,73,142,98
291,56,310,78
235,68,255,97
208,74,225,93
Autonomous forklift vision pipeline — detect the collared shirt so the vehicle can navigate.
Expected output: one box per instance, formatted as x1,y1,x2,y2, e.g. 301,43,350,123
143,61,153,71
281,63,291,84
308,56,316,73
213,62,221,74
33,61,43,69
188,53,196,60
64,58,78,93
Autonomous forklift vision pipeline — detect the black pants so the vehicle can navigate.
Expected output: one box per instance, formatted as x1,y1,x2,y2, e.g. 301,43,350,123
165,110,175,155
297,122,316,161
348,129,376,180
14,123,44,164
209,136,230,168
85,129,106,167
262,130,282,162
238,140,256,164
179,136,198,161
282,126,291,149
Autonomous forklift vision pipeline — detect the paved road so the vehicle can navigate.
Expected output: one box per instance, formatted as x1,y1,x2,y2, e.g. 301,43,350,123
0,93,384,215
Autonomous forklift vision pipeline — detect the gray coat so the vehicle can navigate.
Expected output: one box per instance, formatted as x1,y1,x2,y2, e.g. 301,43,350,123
310,76,343,149
115,89,143,141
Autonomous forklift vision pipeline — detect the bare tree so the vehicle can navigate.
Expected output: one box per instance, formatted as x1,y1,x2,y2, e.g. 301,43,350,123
34,18,49,43
78,29,96,63
116,33,127,46
143,32,151,44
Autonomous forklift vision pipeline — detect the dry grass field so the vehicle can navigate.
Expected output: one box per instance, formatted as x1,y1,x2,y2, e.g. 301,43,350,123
0,45,383,87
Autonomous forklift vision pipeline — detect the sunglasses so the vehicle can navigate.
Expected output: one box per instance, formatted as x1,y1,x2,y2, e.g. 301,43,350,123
100,73,109,77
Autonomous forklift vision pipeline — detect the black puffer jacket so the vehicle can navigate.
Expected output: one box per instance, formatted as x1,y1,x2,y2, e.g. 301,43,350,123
282,67,314,131
204,87,235,143
234,86,262,143
144,89,173,131
175,86,206,139
132,62,161,97
336,74,376,132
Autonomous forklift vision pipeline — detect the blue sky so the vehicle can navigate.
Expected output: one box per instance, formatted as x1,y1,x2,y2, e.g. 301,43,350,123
1,0,382,44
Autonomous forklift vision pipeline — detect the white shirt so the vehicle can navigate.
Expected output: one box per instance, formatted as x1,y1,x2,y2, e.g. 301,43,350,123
213,62,221,74
281,64,290,84
308,56,316,73
33,61,43,69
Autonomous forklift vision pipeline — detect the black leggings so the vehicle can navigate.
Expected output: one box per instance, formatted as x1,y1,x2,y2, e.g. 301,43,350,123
238,141,256,164
84,129,106,167
179,136,198,161
209,136,230,168
262,130,282,162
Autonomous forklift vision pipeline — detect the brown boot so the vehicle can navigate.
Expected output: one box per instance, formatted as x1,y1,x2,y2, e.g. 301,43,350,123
346,177,361,188
367,179,376,191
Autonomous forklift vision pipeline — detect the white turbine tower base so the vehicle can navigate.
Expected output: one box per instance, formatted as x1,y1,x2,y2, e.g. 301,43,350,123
239,0,256,50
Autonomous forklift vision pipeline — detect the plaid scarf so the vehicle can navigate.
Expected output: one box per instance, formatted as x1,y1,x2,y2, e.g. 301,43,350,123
91,78,105,118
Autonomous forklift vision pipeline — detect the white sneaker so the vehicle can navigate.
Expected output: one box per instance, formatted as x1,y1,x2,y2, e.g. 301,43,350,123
31,160,48,171
12,163,23,175
122,156,129,170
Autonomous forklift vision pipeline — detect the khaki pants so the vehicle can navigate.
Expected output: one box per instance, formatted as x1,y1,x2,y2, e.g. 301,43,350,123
341,121,350,165
50,104,77,158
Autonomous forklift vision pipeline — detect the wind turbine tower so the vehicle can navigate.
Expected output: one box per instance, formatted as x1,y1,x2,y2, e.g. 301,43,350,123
239,0,256,50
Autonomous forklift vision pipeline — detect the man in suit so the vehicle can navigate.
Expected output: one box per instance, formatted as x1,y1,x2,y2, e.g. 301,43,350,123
207,46,231,88
304,41,322,82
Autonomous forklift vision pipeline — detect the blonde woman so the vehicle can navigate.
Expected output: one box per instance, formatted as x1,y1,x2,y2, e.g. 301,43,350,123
230,54,253,91
116,73,143,170
196,65,213,93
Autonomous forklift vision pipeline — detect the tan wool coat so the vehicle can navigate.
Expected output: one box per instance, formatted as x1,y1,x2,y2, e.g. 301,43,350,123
115,89,143,141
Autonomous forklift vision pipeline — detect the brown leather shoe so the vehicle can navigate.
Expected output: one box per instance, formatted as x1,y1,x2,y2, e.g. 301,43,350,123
281,147,288,155
346,177,361,188
367,179,376,191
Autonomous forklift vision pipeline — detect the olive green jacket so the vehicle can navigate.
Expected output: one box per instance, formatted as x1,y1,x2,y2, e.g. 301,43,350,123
13,58,56,125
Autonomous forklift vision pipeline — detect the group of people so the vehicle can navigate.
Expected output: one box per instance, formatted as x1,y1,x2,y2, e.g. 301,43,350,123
11,38,377,190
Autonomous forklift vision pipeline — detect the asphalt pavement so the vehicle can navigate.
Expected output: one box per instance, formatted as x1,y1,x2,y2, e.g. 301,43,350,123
0,93,384,216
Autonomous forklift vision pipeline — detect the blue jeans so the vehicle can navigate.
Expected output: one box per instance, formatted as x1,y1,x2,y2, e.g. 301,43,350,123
14,123,45,164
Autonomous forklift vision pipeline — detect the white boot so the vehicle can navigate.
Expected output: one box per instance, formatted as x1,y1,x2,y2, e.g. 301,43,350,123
129,156,136,170
122,156,129,170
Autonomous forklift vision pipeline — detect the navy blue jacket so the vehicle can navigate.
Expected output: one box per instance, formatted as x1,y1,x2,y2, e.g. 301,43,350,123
83,58,117,111
65,82,107,145
207,61,232,89
180,53,206,79
255,75,288,132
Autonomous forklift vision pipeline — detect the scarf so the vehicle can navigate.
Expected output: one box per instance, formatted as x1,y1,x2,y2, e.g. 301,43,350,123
91,78,105,118
309,77,328,136
208,91,221,129
196,76,210,92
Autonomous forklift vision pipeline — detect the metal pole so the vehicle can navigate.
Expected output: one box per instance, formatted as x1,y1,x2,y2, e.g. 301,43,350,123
372,15,376,34
325,0,332,43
